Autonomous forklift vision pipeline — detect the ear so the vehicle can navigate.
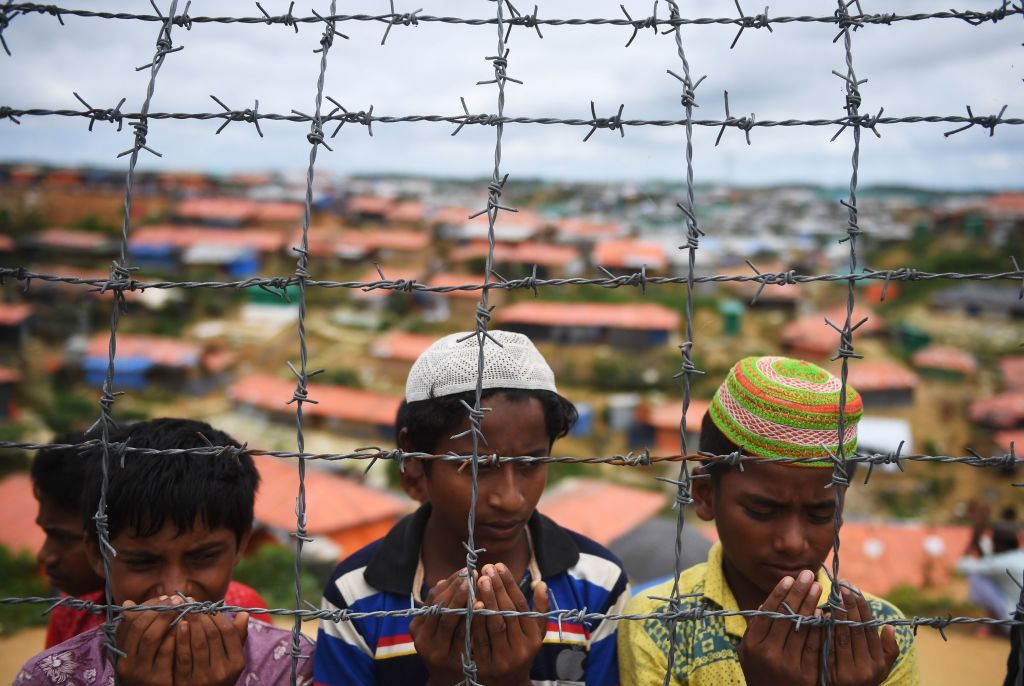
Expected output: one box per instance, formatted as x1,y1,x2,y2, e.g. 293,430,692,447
83,534,107,581
234,527,253,565
397,427,429,503
691,467,716,522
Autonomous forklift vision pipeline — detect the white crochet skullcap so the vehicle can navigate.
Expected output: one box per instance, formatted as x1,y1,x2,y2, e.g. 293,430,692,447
405,330,557,402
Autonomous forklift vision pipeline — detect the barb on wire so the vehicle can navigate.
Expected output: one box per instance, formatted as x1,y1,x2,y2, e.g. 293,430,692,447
311,8,347,53
73,92,126,132
209,94,263,137
135,0,186,71
583,101,625,142
381,0,420,45
503,1,542,43
255,0,298,32
943,104,1009,137
715,90,755,145
620,1,658,47
325,96,374,137
730,0,772,48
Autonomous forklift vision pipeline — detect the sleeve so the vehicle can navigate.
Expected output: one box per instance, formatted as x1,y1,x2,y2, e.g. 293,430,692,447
225,581,273,624
617,594,681,686
956,554,1003,576
313,587,377,686
584,569,631,686
875,600,920,686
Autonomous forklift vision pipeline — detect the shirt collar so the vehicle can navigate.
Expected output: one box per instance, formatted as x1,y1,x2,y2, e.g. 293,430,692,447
364,503,580,595
702,542,831,639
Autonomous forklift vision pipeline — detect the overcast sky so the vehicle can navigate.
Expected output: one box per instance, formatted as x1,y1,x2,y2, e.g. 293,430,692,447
0,0,1021,189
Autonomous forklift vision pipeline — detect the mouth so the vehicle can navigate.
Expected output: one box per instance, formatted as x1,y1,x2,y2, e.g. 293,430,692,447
476,520,525,540
764,564,817,581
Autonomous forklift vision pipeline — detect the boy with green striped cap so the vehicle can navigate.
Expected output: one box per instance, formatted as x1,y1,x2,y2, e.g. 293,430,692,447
619,356,919,685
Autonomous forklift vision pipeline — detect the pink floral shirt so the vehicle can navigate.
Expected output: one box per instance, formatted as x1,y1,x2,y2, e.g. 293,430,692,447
15,617,315,685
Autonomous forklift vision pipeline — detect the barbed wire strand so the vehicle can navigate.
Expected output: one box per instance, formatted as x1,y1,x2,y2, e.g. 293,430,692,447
1,2,1023,684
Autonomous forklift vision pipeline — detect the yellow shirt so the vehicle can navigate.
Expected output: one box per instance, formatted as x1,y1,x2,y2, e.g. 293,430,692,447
618,543,919,686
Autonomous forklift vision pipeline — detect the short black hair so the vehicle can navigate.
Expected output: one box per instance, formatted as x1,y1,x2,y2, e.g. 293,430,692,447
698,410,857,481
82,418,259,547
31,430,101,511
396,388,578,457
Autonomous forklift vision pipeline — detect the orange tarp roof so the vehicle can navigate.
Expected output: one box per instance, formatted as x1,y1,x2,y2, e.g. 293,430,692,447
0,474,44,554
557,218,623,240
253,202,304,224
843,360,919,393
229,374,402,426
970,391,1024,428
371,331,436,362
293,228,427,257
0,365,21,383
988,193,1024,216
176,198,256,223
0,303,34,326
349,196,395,216
781,304,883,357
592,239,667,270
253,456,409,535
999,357,1024,390
498,301,680,332
35,229,110,250
432,206,474,225
0,235,14,251
132,225,287,252
426,272,485,300
642,398,711,432
539,479,666,546
449,241,578,268
911,345,978,376
994,429,1024,450
86,333,202,367
388,201,426,223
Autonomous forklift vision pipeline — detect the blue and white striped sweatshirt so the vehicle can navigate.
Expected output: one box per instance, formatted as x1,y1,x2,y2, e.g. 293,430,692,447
313,504,631,686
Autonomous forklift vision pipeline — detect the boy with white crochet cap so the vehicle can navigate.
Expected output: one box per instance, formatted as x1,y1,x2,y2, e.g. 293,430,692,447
618,356,919,686
314,331,630,686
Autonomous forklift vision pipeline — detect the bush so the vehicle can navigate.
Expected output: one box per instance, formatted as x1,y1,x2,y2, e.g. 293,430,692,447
0,546,49,634
233,544,327,613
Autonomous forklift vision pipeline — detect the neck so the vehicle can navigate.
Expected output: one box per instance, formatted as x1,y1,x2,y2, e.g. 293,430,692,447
721,556,764,613
420,514,532,588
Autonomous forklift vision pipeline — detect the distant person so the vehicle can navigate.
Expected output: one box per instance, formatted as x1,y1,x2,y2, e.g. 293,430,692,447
30,426,271,650
958,502,1024,631
18,418,306,684
618,356,919,685
314,331,630,685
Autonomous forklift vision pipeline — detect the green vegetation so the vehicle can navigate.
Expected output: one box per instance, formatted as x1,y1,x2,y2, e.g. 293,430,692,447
0,546,49,634
233,544,326,612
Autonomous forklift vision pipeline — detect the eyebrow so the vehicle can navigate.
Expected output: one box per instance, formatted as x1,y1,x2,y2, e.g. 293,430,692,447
742,494,836,509
187,542,228,555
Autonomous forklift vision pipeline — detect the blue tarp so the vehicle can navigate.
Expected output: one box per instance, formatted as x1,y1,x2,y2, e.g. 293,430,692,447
83,356,153,389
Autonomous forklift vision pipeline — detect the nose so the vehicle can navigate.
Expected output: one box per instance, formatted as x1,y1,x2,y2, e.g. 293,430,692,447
485,466,526,514
773,515,808,558
158,565,191,598
37,541,57,567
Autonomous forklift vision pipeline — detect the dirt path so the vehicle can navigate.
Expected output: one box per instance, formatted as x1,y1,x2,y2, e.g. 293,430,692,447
0,623,1010,683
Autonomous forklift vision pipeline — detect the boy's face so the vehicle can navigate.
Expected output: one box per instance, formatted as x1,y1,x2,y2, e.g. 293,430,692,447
35,495,105,598
86,518,248,606
401,393,550,560
693,462,839,607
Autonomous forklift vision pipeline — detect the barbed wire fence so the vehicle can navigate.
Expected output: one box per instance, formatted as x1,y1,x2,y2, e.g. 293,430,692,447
1,1,1023,685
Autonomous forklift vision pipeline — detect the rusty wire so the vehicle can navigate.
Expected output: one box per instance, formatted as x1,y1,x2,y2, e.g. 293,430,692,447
1,2,1023,686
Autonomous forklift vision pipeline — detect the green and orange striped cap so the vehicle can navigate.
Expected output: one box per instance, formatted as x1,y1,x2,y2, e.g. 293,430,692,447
708,356,863,466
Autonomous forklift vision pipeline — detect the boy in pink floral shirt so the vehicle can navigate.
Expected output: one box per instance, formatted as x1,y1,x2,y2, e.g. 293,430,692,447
15,418,314,685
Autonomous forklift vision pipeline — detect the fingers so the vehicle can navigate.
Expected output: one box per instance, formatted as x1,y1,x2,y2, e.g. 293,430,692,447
438,577,471,652
138,596,179,669
532,580,551,643
745,575,796,646
192,613,218,671
154,629,175,675
477,567,508,652
801,609,824,674
853,589,882,665
842,585,870,668
488,564,526,646
783,577,822,658
880,625,900,679
234,611,250,646
765,570,816,649
212,610,247,670
175,621,193,683
417,575,459,642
